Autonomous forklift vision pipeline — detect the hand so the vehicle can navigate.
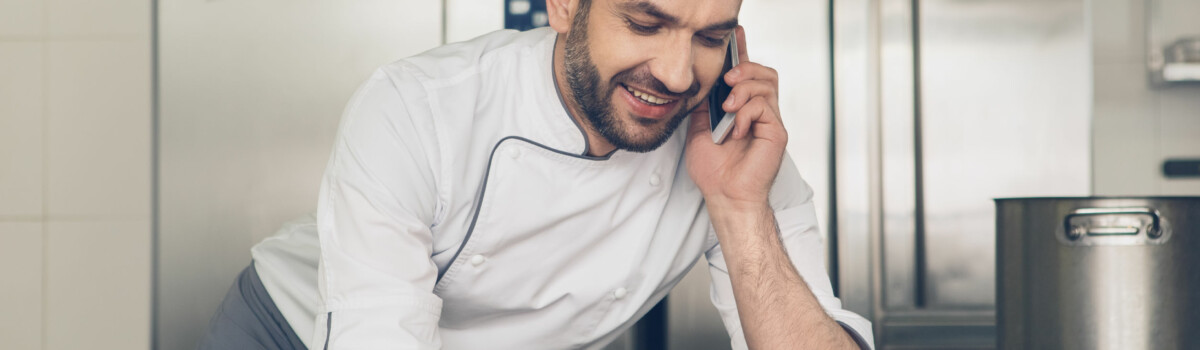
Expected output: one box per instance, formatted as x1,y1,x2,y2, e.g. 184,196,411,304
685,26,787,212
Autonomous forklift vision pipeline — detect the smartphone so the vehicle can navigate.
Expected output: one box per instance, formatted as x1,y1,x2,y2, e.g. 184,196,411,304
708,33,740,144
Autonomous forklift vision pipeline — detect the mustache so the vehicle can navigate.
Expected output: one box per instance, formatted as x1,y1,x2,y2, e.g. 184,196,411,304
611,68,701,100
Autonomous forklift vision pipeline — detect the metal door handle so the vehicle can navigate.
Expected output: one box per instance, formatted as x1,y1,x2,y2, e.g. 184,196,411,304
1063,207,1163,240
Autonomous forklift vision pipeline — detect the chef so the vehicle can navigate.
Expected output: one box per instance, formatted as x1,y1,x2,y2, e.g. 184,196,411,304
199,0,874,349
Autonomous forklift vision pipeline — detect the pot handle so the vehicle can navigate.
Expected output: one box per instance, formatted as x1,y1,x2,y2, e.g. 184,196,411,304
1063,207,1162,240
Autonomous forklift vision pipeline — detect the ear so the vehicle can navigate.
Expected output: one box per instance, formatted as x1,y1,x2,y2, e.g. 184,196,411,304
546,0,578,34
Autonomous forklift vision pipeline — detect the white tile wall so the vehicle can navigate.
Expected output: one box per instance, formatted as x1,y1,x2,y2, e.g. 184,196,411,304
45,41,151,219
46,0,149,39
1,0,151,347
0,0,44,38
0,42,45,217
0,222,44,350
44,220,150,350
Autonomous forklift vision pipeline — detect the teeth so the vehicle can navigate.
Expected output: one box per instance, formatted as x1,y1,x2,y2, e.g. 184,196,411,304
625,85,673,105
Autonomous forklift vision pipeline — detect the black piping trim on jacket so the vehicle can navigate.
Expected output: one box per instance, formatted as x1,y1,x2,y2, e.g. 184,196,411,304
548,34,596,158
436,135,615,284
323,312,332,350
838,321,872,350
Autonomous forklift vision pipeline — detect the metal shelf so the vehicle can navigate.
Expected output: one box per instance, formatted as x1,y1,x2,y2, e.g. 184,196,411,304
1147,0,1200,86
1161,62,1200,83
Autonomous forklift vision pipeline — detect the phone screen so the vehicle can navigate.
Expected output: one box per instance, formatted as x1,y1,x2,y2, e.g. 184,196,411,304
709,45,734,132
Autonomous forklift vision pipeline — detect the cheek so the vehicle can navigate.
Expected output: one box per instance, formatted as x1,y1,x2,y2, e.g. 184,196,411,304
695,53,726,95
584,41,623,84
584,21,635,85
693,73,718,101
589,49,642,91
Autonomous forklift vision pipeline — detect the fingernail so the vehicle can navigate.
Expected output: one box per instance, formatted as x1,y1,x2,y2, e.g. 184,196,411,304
725,93,735,108
727,68,740,78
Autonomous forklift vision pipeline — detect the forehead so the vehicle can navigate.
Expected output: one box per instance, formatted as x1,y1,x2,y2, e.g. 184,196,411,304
603,0,741,27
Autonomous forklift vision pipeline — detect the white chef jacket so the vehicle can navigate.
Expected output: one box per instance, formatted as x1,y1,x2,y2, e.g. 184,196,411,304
250,27,873,350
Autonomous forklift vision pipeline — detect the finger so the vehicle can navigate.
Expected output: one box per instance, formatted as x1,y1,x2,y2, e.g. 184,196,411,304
737,98,789,144
723,79,777,114
735,25,749,64
733,96,773,140
725,62,779,86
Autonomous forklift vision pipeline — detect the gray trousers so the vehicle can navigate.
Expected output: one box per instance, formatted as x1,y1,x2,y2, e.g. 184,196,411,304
198,263,307,350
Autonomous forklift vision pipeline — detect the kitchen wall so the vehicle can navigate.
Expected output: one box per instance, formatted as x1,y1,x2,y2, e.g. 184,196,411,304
0,0,152,349
1092,0,1200,195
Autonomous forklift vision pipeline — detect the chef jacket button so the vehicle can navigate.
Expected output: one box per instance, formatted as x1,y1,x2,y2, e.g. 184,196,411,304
648,174,661,187
507,147,521,159
613,287,628,300
470,254,486,266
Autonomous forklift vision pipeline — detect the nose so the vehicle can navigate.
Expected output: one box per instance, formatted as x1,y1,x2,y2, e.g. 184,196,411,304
650,34,696,94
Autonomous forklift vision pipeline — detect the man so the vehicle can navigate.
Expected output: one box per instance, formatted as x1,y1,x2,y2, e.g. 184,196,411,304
200,0,873,349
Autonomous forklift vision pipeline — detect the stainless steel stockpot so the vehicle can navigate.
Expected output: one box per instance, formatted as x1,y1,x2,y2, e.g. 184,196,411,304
996,197,1200,350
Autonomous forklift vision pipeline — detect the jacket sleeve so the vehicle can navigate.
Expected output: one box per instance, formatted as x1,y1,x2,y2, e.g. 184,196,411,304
704,155,875,350
312,66,445,349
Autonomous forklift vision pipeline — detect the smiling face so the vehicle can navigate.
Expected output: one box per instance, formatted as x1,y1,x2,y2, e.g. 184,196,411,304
555,0,740,153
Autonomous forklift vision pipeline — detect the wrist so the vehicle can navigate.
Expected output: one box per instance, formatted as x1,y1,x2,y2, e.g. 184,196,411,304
706,194,771,219
706,198,774,239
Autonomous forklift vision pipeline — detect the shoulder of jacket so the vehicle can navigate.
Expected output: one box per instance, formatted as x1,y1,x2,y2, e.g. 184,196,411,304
383,28,549,86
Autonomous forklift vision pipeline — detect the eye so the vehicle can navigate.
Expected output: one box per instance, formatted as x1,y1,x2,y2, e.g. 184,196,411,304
625,18,660,35
697,35,725,48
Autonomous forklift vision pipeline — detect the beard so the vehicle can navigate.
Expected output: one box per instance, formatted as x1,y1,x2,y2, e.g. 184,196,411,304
562,1,700,153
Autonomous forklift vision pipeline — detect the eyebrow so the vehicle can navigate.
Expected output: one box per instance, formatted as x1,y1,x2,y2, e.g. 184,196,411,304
617,0,739,32
702,18,739,32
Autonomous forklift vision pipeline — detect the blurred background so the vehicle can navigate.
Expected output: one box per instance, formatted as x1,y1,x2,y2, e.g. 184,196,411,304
0,0,1196,349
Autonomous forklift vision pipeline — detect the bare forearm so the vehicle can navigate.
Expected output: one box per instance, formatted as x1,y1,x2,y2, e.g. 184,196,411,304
708,202,857,350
